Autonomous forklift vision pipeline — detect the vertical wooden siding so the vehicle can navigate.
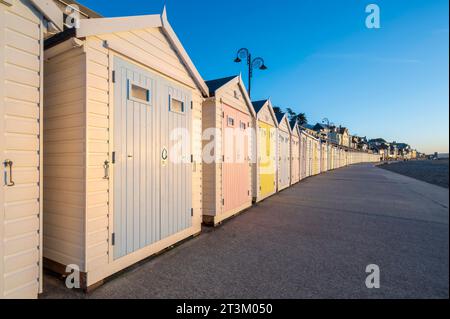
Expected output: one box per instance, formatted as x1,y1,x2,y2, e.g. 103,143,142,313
218,84,253,211
277,118,290,190
290,133,300,184
222,104,251,213
258,121,276,198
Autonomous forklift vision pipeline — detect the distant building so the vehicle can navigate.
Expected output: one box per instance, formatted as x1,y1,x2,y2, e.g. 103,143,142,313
337,126,350,147
389,142,399,160
302,123,320,138
369,138,391,160
327,126,341,145
349,135,357,149
354,136,368,151
392,142,412,160
370,144,389,160
312,123,330,141
368,138,388,147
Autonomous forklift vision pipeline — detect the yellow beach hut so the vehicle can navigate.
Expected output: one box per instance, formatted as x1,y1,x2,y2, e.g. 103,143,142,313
252,99,278,202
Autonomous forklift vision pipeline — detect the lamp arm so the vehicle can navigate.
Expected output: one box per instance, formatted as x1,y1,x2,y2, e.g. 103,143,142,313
237,48,249,60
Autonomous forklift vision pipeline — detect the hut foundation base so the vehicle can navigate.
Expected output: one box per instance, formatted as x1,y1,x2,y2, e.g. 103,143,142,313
253,190,277,203
43,225,201,293
203,201,252,227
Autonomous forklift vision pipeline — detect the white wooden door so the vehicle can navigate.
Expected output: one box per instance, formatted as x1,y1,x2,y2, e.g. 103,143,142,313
113,58,160,259
113,58,192,259
160,81,192,239
278,131,290,187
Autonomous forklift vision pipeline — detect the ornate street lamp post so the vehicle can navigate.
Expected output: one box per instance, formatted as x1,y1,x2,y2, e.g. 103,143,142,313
322,117,333,127
234,48,267,98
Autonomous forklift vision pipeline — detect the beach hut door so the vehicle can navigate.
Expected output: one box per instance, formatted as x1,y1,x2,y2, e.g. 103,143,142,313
160,82,192,239
113,57,192,260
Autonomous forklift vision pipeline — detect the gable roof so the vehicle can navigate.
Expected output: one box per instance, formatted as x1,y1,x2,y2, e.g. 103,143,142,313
274,110,285,123
205,75,256,117
252,100,268,114
205,76,238,95
289,118,297,130
290,119,300,136
274,111,292,133
252,99,278,127
61,7,208,96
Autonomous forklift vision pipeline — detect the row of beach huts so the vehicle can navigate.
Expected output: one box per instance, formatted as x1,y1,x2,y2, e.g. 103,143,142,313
0,1,379,298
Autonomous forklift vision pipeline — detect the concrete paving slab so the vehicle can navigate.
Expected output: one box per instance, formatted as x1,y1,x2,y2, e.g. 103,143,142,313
40,164,449,299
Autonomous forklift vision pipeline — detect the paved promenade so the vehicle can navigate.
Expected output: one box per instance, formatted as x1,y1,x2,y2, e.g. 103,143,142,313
41,164,449,299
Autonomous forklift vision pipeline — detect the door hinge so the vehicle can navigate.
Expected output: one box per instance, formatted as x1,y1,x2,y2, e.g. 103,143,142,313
190,101,193,109
111,233,115,246
191,208,193,216
191,154,194,163
112,70,116,83
112,151,116,164
222,198,225,206
248,190,250,196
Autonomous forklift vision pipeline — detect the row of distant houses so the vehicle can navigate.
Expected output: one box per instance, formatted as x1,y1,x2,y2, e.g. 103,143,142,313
367,138,421,161
300,123,420,161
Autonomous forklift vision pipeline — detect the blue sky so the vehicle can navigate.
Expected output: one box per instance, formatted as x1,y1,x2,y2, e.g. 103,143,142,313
78,0,449,153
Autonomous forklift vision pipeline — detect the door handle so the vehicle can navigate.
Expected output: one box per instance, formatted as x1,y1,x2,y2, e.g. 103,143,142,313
4,160,15,187
161,148,168,160
103,160,110,179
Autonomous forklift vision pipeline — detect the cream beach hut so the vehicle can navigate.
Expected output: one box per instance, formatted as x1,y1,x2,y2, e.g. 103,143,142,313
0,0,63,299
320,140,328,173
300,128,315,178
202,75,255,226
326,142,332,171
289,120,300,185
312,136,320,175
274,111,291,191
252,99,278,202
42,8,208,290
330,144,335,169
299,130,307,180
